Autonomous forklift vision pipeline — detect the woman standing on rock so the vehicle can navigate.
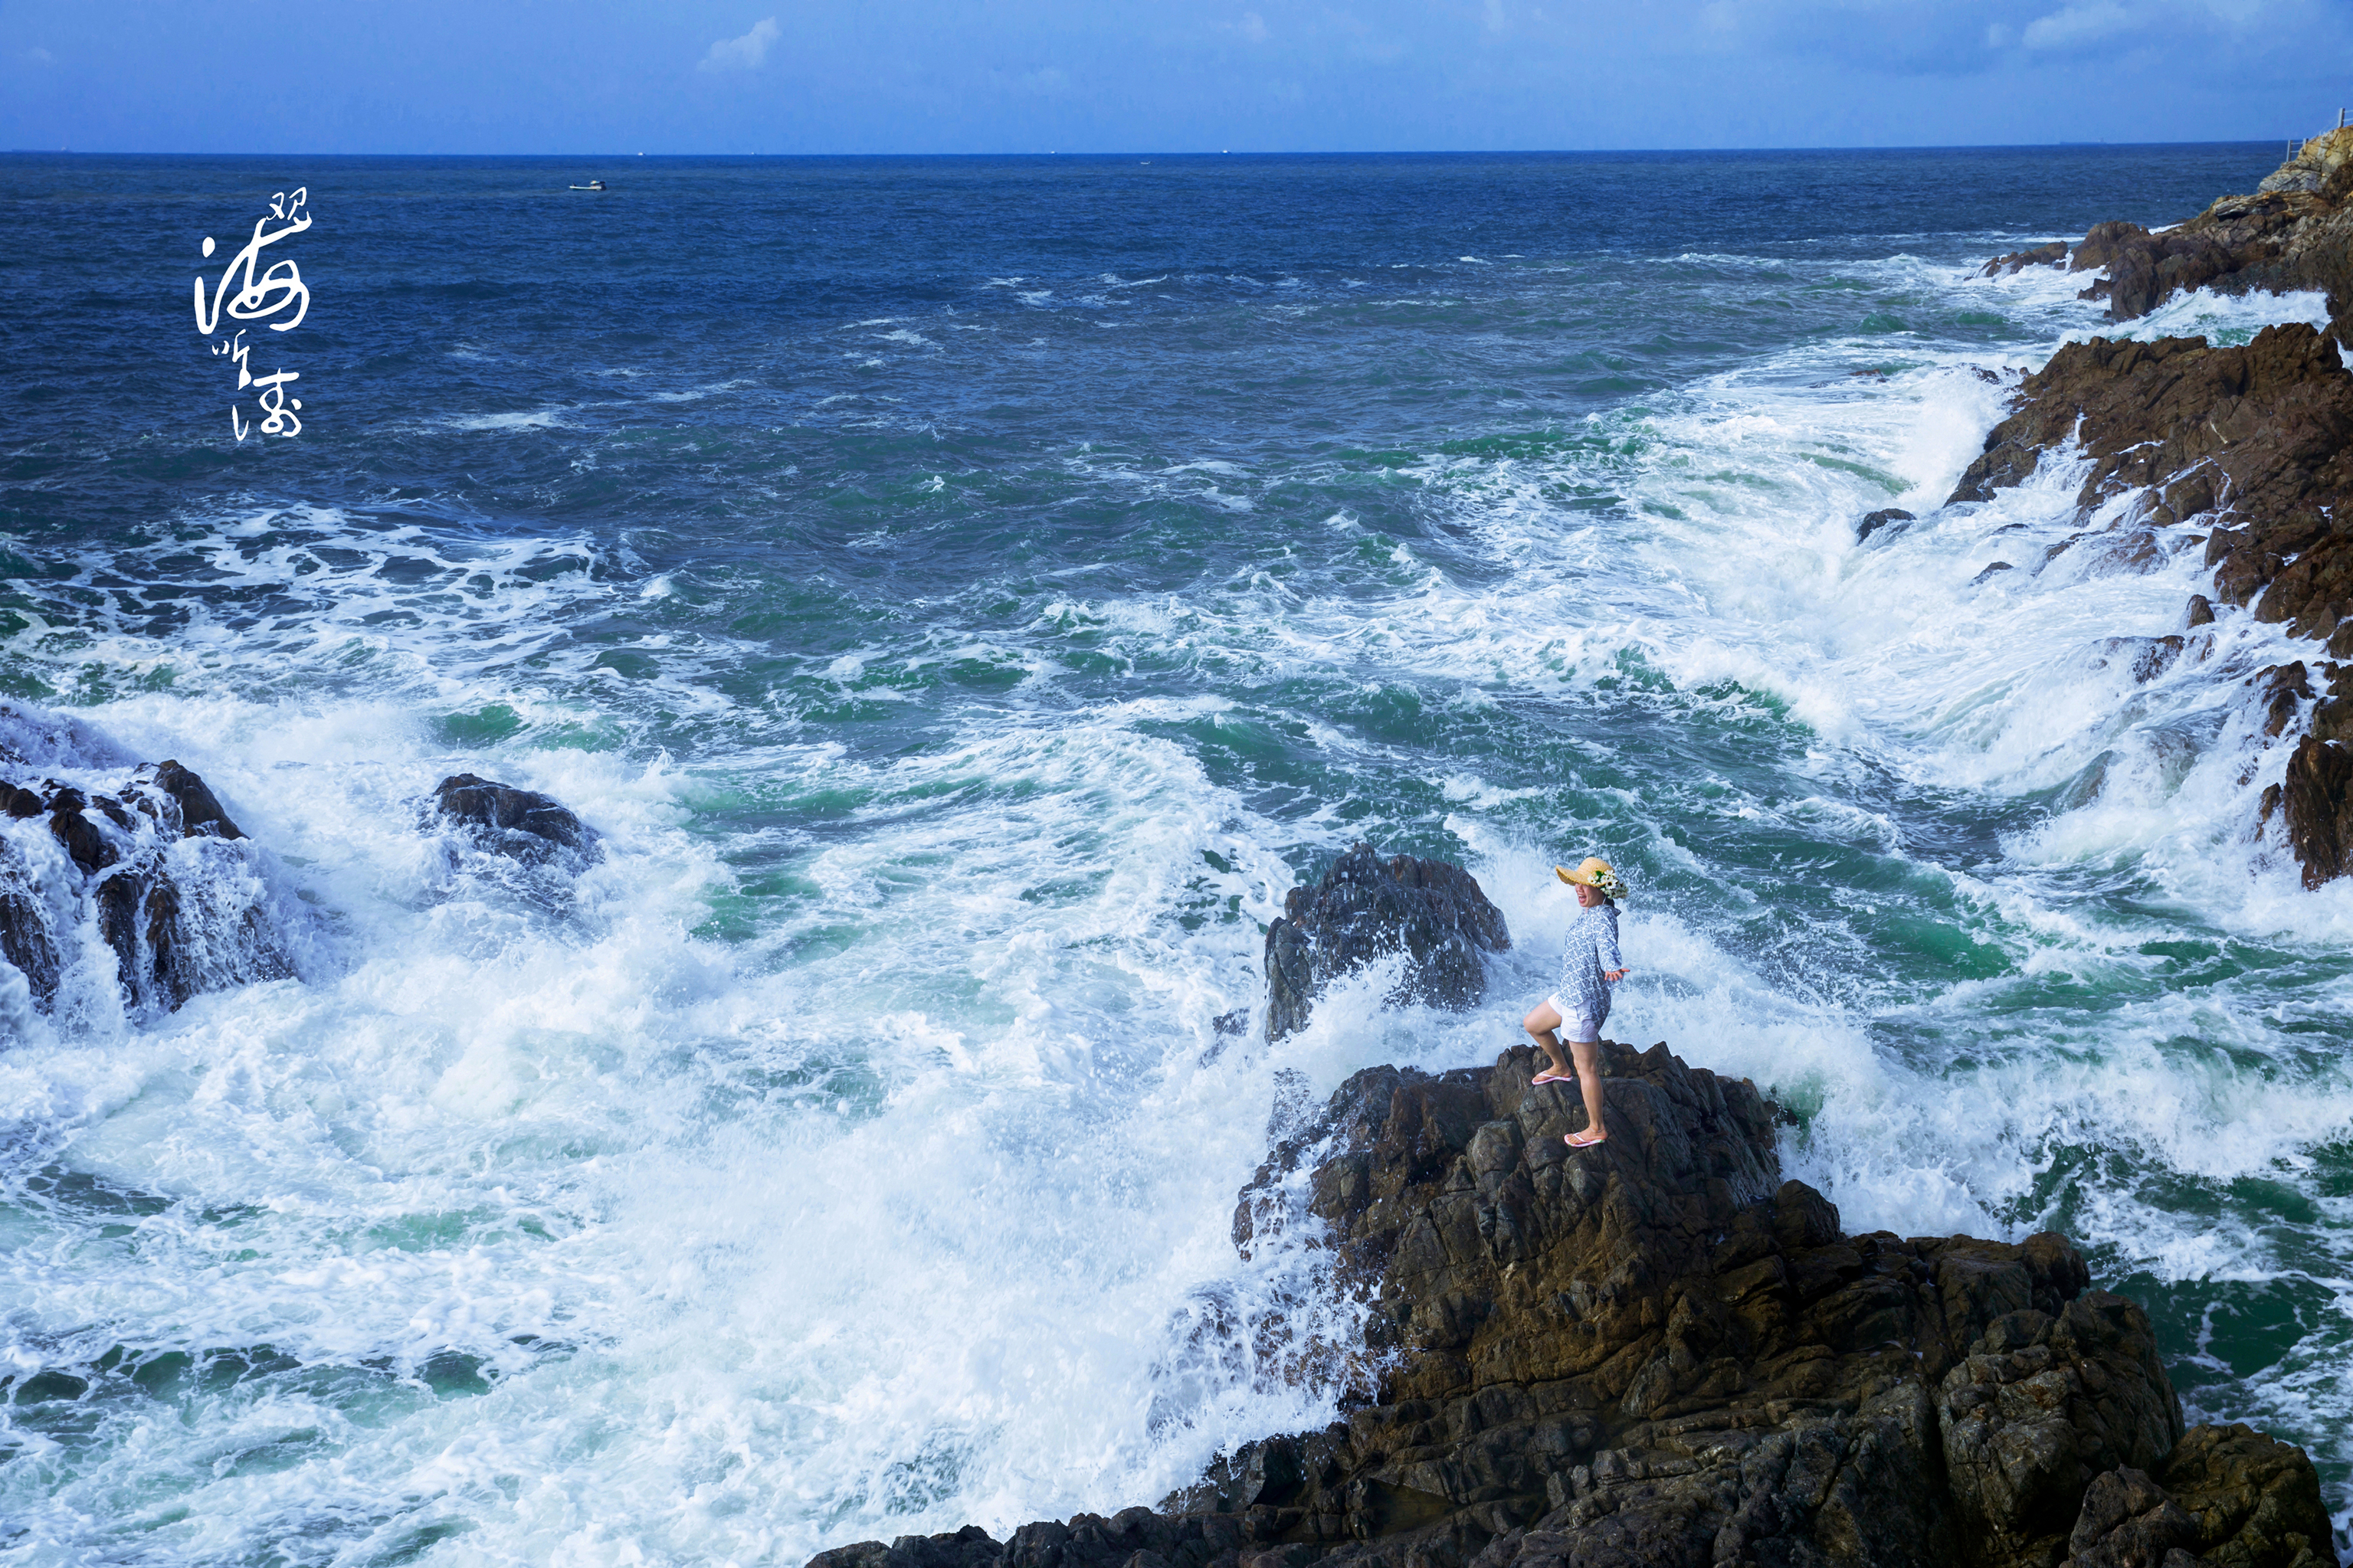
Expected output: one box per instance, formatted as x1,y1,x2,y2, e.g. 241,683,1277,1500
1525,857,1628,1150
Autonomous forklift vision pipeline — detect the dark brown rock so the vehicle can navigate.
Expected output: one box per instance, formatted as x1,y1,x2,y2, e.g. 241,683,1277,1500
2155,1422,2335,1568
1263,843,1510,1040
431,773,597,863
1984,244,2068,278
824,1041,2295,1568
1945,328,2353,588
2061,1467,2199,1568
48,789,116,876
2253,664,2312,738
150,760,245,840
2276,737,2353,888
1938,321,2353,882
2072,222,2150,277
1859,508,1915,543
2062,131,2353,329
2092,637,2186,684
1939,1295,2185,1565
0,834,58,1004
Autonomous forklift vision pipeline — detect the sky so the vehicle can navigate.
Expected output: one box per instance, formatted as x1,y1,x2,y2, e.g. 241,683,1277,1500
4,0,2349,155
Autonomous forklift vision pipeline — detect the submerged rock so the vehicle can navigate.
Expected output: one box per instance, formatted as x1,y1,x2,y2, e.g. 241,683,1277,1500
1980,242,2066,277
1857,507,1915,544
1263,843,1510,1040
430,773,598,865
811,1042,2329,1568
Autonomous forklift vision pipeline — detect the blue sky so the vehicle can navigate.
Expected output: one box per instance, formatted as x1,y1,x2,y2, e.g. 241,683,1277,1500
5,0,2348,154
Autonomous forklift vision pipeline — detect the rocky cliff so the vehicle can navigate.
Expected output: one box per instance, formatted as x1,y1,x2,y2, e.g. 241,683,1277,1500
808,1040,2334,1568
1951,129,2353,886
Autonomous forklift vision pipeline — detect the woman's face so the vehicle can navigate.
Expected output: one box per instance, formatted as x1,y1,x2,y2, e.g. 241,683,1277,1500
1574,882,1602,908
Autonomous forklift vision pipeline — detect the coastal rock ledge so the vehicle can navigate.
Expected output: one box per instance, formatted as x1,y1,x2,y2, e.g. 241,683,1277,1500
811,1043,2334,1568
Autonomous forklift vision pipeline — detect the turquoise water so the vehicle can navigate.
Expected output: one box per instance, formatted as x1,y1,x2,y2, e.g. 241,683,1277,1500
0,148,2345,1565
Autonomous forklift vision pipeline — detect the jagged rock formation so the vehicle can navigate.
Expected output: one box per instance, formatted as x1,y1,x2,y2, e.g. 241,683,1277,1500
808,1043,2332,1568
1263,843,1510,1039
1946,326,2353,602
1982,243,2067,278
0,750,289,1021
1944,322,2353,886
1958,132,2353,885
2059,127,2353,343
429,772,598,865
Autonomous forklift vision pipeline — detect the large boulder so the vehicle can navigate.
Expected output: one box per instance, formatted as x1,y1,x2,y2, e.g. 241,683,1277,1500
2058,1467,2200,1568
429,773,597,865
814,1043,2320,1568
2154,1422,2335,1568
1263,843,1510,1039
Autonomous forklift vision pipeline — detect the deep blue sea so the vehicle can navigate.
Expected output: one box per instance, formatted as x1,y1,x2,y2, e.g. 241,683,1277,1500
1,147,2348,1566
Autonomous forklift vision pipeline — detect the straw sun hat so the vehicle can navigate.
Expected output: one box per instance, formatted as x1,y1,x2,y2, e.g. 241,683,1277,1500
1555,857,1627,901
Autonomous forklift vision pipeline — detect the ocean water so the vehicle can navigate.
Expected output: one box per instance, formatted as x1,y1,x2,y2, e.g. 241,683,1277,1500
0,147,2348,1566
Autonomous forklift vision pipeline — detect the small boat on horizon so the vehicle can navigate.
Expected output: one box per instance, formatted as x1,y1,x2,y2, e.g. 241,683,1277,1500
569,179,607,191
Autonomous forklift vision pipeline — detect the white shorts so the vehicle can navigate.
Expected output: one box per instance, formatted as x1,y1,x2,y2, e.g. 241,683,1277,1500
1547,995,1598,1043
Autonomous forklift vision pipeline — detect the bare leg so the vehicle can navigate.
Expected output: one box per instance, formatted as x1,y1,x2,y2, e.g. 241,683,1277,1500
1568,1036,1607,1141
1522,1000,1569,1079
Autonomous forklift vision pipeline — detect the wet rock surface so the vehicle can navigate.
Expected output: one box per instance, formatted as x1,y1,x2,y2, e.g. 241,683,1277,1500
811,1042,2330,1568
430,772,598,865
1983,242,2069,277
1263,843,1510,1039
0,753,289,1020
1857,507,1915,544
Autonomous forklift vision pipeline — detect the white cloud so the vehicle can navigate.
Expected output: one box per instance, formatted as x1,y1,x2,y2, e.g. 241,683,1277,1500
2020,2,2134,50
700,17,781,72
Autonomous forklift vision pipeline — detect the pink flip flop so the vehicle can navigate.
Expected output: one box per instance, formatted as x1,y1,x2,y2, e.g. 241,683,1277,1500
1565,1128,1608,1150
1531,1070,1572,1085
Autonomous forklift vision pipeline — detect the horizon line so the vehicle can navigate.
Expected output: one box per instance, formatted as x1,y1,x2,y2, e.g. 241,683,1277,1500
0,137,2296,161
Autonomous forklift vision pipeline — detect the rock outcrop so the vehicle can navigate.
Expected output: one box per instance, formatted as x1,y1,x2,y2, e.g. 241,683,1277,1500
1983,243,2067,278
1942,322,2353,885
429,772,598,865
0,753,289,1020
809,1042,2332,1568
1955,129,2353,885
2041,127,2353,343
1263,844,1510,1039
1857,507,1915,544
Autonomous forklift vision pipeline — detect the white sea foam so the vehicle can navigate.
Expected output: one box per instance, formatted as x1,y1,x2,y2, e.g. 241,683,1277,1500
447,409,570,432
